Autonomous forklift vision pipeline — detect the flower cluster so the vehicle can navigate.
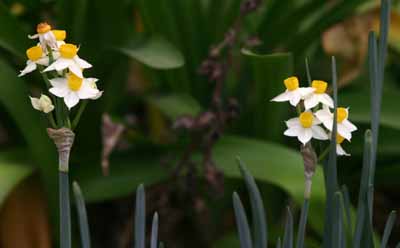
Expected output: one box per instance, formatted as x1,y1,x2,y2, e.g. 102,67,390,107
20,22,102,112
271,76,357,156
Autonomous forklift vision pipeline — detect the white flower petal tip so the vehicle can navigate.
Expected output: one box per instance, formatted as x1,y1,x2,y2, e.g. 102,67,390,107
30,94,54,113
337,144,350,156
283,112,328,145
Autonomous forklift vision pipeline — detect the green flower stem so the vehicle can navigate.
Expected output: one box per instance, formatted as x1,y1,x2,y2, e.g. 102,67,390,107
318,146,330,162
72,100,88,130
59,171,71,248
47,128,75,248
47,112,57,129
296,104,302,115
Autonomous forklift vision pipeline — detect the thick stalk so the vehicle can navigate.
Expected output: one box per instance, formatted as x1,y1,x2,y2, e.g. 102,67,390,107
48,128,75,248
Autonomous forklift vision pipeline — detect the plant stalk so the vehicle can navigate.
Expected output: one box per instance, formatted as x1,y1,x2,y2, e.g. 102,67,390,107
47,128,75,248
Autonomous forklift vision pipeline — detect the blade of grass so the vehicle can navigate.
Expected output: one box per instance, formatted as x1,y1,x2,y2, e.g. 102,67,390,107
283,207,293,248
151,213,159,248
341,185,353,234
380,211,397,248
72,182,91,248
295,199,309,248
233,192,253,248
135,185,146,248
322,56,339,248
276,237,281,248
237,158,267,248
353,130,373,248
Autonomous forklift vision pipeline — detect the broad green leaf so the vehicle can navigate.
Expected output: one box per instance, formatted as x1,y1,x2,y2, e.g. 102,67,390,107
0,59,57,222
118,36,185,69
341,90,400,130
0,3,29,58
0,150,33,205
149,94,202,120
241,50,293,142
76,135,326,233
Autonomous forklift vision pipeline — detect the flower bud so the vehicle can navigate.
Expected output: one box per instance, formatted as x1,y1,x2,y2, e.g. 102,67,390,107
30,94,54,113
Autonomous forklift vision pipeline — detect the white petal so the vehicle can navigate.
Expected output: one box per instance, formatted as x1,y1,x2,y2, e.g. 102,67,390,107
49,85,69,98
337,144,350,156
30,97,41,111
19,61,37,77
28,34,39,39
304,95,318,110
271,91,290,102
74,56,92,69
342,119,357,132
64,93,80,109
288,92,301,106
311,125,328,140
68,63,83,78
298,128,312,145
338,124,352,141
36,57,50,66
315,108,333,122
319,94,334,108
43,104,55,113
44,59,68,72
49,78,67,88
286,118,300,128
77,80,99,99
322,119,334,131
284,126,301,137
298,87,315,97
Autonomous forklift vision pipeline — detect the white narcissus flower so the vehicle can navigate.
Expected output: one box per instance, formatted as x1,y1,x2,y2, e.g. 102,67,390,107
30,94,54,113
49,73,101,109
44,43,92,78
284,111,329,145
315,106,357,141
271,76,314,106
28,22,57,51
19,46,49,77
52,29,67,47
303,80,334,109
336,134,350,156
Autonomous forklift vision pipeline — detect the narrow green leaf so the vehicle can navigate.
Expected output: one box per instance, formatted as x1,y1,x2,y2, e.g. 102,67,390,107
295,199,309,248
118,36,184,69
380,211,396,248
237,158,267,248
72,182,91,248
151,212,159,248
283,207,293,248
341,185,353,235
276,237,281,248
353,130,373,248
322,56,339,247
135,184,146,248
233,192,253,248
305,58,312,86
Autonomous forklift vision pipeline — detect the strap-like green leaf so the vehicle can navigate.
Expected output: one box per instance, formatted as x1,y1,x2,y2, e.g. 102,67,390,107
233,192,253,248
